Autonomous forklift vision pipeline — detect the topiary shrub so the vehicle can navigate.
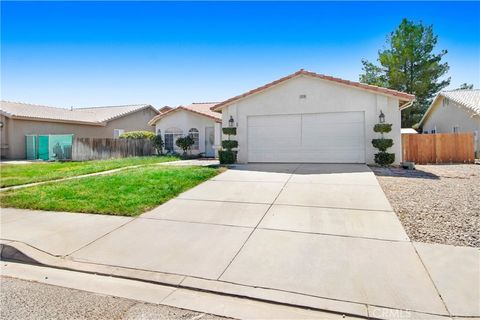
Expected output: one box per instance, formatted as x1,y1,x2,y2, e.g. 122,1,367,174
219,150,236,164
221,140,238,149
372,139,393,152
175,136,195,155
373,123,393,133
375,152,395,166
372,121,395,166
119,131,156,139
151,134,164,155
222,127,237,136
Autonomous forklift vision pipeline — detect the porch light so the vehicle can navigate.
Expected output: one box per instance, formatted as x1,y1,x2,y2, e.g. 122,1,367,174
228,116,235,127
379,110,385,123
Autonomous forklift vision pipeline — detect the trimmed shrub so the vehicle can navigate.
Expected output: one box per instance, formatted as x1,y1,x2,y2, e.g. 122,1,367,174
151,134,164,155
372,139,393,152
175,136,195,154
373,123,393,133
375,152,395,166
221,140,238,149
222,127,237,136
119,131,156,139
219,150,236,164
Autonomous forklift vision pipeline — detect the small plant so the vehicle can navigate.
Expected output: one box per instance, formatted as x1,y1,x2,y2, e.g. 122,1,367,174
373,123,393,133
219,150,236,164
222,127,237,136
119,131,156,140
371,139,393,152
372,122,395,166
175,136,195,155
221,140,238,149
151,134,164,155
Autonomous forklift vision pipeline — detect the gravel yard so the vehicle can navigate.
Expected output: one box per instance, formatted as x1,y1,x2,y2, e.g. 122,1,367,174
372,164,479,247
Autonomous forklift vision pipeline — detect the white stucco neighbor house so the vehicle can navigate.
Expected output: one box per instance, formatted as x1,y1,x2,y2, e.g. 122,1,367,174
148,103,221,157
418,90,480,157
211,69,415,164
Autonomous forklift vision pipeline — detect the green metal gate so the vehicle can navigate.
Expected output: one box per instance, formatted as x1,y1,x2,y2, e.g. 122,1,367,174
25,134,74,160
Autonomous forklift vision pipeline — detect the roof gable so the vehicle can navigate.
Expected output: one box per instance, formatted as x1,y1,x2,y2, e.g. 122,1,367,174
418,90,480,127
148,102,221,126
212,69,415,111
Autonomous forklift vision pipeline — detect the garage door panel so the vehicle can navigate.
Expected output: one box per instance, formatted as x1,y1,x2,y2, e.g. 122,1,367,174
247,112,365,163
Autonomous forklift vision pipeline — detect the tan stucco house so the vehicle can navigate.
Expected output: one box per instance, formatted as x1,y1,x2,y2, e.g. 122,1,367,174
148,103,221,157
211,69,415,164
418,90,480,156
0,101,159,159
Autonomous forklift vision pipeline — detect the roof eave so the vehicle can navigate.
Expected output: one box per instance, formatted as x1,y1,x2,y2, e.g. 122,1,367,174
211,71,415,112
9,115,106,126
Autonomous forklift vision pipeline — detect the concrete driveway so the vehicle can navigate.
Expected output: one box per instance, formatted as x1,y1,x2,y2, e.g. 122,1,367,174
2,163,478,319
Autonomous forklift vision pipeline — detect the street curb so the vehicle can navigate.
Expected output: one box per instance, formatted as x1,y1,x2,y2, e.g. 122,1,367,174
0,241,457,320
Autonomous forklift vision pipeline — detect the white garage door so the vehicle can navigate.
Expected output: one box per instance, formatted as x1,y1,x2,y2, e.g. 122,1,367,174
247,112,365,163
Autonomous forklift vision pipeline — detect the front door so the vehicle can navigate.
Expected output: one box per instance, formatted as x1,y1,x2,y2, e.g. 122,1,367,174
205,127,215,157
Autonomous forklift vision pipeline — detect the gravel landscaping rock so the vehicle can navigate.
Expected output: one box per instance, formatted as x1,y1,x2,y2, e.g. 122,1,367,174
372,164,479,247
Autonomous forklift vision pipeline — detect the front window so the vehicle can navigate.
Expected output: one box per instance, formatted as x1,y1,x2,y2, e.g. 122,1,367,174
113,129,125,139
164,128,182,151
188,128,199,150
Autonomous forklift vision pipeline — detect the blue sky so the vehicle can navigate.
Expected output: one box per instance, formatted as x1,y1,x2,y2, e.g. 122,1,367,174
2,1,479,109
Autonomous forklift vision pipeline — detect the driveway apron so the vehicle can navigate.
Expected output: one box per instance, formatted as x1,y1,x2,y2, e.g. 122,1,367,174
29,163,469,316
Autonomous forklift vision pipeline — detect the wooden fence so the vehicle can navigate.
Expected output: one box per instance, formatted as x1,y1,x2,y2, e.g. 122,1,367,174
402,133,475,164
72,138,154,161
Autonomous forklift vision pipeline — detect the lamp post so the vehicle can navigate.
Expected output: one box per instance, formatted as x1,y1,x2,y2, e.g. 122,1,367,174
379,110,385,123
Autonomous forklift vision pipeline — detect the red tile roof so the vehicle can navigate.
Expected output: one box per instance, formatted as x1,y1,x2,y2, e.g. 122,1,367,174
211,69,415,111
148,102,221,126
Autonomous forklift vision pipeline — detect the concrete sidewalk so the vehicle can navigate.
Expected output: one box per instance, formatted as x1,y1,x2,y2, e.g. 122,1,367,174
1,163,478,319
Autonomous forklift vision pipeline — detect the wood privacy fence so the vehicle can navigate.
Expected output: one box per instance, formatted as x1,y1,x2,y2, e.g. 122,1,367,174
72,138,154,161
402,133,475,164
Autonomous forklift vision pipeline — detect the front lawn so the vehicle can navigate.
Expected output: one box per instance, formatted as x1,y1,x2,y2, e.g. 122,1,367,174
0,165,219,216
0,156,178,188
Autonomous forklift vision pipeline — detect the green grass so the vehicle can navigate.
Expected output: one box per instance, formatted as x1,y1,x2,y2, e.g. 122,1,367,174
0,156,179,188
0,166,219,216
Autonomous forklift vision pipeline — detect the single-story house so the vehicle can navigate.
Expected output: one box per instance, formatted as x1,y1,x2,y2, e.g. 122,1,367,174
211,69,415,164
148,103,222,157
0,101,159,159
417,90,479,156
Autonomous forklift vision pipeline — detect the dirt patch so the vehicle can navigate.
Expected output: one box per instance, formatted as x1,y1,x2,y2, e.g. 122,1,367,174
372,164,479,247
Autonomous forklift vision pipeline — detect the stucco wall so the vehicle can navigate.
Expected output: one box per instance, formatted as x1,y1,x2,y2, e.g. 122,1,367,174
422,97,480,153
153,109,220,156
220,75,403,164
3,108,157,159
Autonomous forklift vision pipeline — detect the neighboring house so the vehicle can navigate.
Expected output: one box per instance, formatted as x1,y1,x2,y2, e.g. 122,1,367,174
211,69,415,164
418,90,480,156
148,103,221,157
159,106,173,113
0,101,159,159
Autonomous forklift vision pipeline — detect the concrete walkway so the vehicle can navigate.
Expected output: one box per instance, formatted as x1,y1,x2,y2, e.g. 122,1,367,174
1,164,478,319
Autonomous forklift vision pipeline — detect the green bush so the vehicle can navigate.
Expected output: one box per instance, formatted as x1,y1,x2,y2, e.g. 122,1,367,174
221,140,238,149
151,134,164,155
119,131,156,140
175,136,195,154
372,139,393,152
373,123,393,133
219,150,236,164
374,152,395,166
222,127,237,136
